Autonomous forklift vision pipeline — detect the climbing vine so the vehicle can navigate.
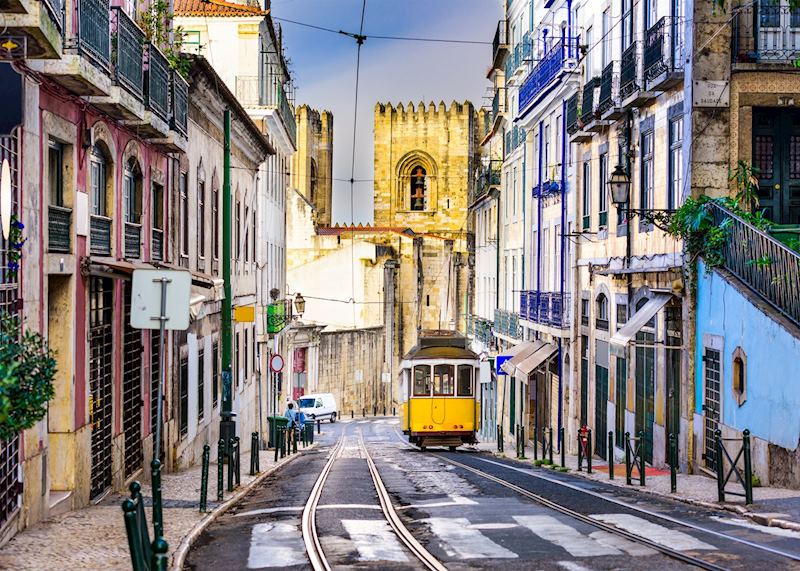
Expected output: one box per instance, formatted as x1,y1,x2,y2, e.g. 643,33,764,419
6,215,24,279
137,0,191,78
0,314,57,440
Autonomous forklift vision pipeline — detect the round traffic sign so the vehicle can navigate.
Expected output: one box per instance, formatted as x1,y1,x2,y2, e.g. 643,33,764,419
269,354,284,373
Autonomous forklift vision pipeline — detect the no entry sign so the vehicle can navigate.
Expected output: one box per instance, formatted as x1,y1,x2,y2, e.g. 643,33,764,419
269,353,285,373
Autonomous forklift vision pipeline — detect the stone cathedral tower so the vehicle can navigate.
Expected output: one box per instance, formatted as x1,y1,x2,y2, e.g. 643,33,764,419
292,105,334,226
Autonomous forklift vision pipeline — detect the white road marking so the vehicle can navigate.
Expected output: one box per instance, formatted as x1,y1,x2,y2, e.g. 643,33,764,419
557,561,592,571
710,516,800,538
468,523,518,530
423,517,517,559
235,506,303,518
591,514,717,551
398,494,480,510
341,519,409,562
357,420,370,424
588,530,658,556
514,515,621,557
247,521,307,568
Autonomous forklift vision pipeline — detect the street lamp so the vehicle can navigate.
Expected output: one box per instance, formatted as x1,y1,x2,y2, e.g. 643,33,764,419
607,162,674,231
608,163,631,207
293,292,305,317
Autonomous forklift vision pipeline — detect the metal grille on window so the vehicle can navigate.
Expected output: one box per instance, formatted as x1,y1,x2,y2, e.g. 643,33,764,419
754,135,774,179
0,131,20,526
704,348,721,471
89,277,113,499
151,329,162,455
123,284,143,478
180,355,189,437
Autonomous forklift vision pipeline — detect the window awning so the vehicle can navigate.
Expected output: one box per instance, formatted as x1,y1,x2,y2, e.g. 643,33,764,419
89,257,154,277
516,342,558,376
500,341,543,375
609,293,672,358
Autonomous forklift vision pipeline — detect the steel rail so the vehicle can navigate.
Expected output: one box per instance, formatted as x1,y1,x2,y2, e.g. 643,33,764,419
301,436,343,571
359,432,448,571
434,453,728,571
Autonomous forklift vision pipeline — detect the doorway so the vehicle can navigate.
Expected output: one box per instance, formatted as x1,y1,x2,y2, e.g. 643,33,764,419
752,107,800,224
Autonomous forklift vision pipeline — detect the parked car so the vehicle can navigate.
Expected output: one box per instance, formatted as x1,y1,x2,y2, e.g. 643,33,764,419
297,393,338,423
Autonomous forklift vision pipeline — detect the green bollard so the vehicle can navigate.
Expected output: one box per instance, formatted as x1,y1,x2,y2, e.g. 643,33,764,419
533,427,538,460
608,431,614,480
217,439,225,501
549,427,554,465
743,429,753,505
122,496,147,570
234,436,241,487
250,432,259,475
587,429,592,474
638,430,645,486
317,419,321,435
669,432,677,493
280,427,286,458
292,428,298,454
560,427,566,468
200,444,210,512
255,432,260,473
151,536,169,571
227,438,235,492
274,430,279,462
151,459,164,539
577,432,583,472
625,432,632,485
520,424,526,459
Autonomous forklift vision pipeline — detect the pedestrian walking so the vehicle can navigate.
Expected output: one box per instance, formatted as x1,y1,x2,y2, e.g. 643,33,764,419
284,401,298,446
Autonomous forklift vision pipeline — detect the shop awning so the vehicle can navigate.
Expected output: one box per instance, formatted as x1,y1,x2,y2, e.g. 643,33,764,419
516,342,558,376
89,257,154,277
609,293,672,358
500,340,543,375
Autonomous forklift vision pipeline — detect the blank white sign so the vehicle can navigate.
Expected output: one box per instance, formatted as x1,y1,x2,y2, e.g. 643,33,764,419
130,269,192,330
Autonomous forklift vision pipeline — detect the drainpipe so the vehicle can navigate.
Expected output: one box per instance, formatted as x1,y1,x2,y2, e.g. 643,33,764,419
221,109,236,447
558,100,567,446
521,132,527,314
536,121,544,332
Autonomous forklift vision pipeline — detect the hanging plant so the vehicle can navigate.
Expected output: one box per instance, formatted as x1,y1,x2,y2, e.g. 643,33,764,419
0,314,57,440
7,215,25,279
137,1,191,78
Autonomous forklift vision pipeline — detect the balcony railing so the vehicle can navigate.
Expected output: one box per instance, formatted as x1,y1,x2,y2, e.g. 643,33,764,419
146,44,170,122
492,20,509,64
566,92,580,135
504,124,526,155
171,71,189,136
581,77,598,123
77,0,111,69
48,205,72,253
152,228,163,261
278,88,297,147
111,7,145,99
124,222,141,259
467,315,495,346
494,308,521,339
644,16,685,82
732,1,800,64
598,62,618,114
519,38,578,113
90,215,112,256
619,42,640,99
473,159,502,202
42,0,64,34
520,291,571,328
709,201,800,326
492,87,504,118
235,75,297,146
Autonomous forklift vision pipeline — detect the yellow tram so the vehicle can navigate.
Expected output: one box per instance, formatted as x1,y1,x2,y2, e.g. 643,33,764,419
400,331,481,450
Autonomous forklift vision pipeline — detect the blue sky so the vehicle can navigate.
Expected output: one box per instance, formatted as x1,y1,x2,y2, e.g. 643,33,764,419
272,0,503,224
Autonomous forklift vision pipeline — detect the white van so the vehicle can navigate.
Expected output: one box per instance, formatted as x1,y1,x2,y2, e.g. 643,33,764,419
297,393,338,423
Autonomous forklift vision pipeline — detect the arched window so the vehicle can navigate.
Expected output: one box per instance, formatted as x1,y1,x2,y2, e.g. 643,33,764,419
410,165,427,211
90,144,109,216
123,158,142,224
595,293,609,331
310,159,318,203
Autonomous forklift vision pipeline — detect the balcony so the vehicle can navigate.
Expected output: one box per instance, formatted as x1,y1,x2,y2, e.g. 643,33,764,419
598,62,621,119
732,1,800,66
467,315,495,347
519,38,578,114
494,308,521,339
580,77,598,124
619,41,654,108
151,228,163,261
124,222,141,259
644,16,685,91
90,215,112,256
504,124,526,155
566,91,592,143
520,291,571,329
504,32,531,84
48,205,71,253
235,75,297,147
472,159,502,204
77,0,110,69
0,0,63,58
491,20,509,71
171,71,188,137
145,44,170,123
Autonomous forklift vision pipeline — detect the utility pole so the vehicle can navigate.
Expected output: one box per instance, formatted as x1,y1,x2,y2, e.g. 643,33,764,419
220,109,236,448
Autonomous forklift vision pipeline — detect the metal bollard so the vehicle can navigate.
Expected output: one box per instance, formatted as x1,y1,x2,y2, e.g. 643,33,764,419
625,431,632,485
560,427,566,468
373,406,377,417
743,429,753,505
274,430,280,462
235,436,241,487
363,408,366,418
227,438,235,492
669,432,676,493
250,432,259,475
496,424,501,452
383,406,386,416
587,429,592,474
520,424,526,459
638,430,645,487
217,439,225,501
533,427,538,460
317,419,321,434
608,431,614,480
577,433,583,472
292,428,298,454
351,410,354,419
393,407,396,416
151,459,164,538
200,444,210,512
549,427,554,465
498,425,504,453
151,537,169,571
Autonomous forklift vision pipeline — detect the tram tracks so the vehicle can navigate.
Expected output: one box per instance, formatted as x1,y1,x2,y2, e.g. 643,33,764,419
302,430,446,571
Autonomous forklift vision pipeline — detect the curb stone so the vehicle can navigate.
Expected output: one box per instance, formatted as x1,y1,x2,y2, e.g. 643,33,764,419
490,450,800,533
170,444,316,571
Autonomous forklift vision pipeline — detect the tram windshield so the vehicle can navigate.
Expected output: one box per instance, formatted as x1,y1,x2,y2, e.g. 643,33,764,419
413,365,432,396
433,364,454,396
457,365,473,396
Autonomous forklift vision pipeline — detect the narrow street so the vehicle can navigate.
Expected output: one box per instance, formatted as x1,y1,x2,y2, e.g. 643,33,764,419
184,419,800,570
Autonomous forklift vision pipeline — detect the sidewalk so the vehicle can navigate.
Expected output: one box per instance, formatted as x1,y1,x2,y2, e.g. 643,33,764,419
476,438,800,532
0,443,315,571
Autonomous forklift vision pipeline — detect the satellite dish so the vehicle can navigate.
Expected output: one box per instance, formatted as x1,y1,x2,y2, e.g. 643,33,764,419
0,159,10,241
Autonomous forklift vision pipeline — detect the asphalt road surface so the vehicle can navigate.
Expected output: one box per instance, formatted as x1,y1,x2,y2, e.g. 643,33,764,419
184,418,800,570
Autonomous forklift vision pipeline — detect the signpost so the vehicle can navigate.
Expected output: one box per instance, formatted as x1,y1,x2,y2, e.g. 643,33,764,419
269,354,284,451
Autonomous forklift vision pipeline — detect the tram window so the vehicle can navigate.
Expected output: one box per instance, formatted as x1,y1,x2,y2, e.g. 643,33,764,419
433,364,454,396
413,365,432,396
457,365,473,396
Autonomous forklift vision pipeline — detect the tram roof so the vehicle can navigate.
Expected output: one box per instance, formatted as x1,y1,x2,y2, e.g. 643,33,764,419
402,345,478,361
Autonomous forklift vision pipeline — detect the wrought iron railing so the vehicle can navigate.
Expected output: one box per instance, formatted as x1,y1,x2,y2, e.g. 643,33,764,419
171,71,189,136
644,16,685,81
146,44,170,122
519,38,578,113
90,215,112,256
152,228,163,261
467,315,495,346
48,205,72,253
473,160,502,202
598,62,618,114
78,0,111,69
124,222,141,259
581,77,598,123
42,0,64,34
520,291,571,328
732,1,800,63
709,202,800,326
492,20,508,63
494,308,521,339
566,92,580,135
278,89,297,147
620,42,640,99
492,87,504,119
235,75,296,146
111,7,145,99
